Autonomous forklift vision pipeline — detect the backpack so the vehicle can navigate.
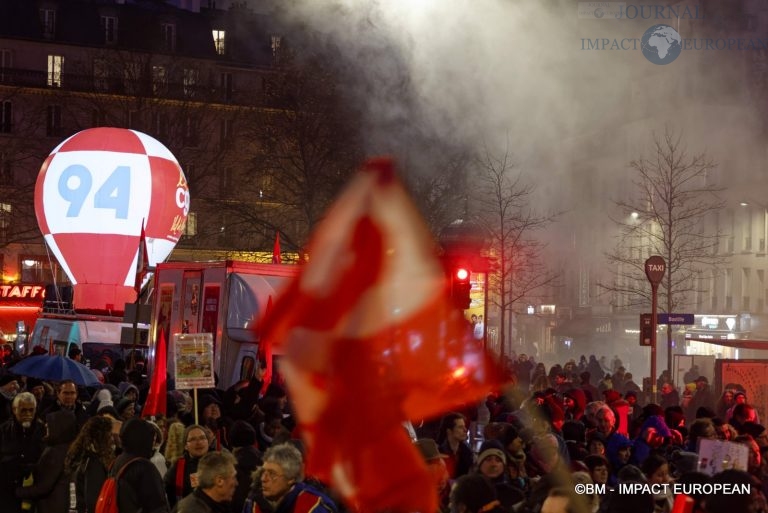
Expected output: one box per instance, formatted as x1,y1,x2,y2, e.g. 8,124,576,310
93,457,142,513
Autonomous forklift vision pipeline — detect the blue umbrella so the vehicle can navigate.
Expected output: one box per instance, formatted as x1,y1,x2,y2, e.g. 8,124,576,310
10,354,101,387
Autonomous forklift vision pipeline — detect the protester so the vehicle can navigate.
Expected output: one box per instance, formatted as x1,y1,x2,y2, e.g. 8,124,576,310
172,451,237,513
242,443,337,513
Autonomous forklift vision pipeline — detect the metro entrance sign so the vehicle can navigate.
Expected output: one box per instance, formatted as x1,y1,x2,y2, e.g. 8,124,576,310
657,313,694,325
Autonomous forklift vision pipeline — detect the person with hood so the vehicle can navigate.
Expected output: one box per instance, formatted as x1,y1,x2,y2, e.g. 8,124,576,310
564,388,587,421
119,381,142,417
630,410,673,466
115,417,170,513
0,392,45,513
15,410,78,513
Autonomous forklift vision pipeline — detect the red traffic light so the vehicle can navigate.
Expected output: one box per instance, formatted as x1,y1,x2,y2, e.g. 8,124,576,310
455,268,469,281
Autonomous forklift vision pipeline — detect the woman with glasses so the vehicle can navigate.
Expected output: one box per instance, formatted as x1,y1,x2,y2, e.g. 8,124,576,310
243,443,337,513
163,424,211,508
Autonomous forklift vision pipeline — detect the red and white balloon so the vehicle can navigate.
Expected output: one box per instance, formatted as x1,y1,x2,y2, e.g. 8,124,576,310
34,127,190,310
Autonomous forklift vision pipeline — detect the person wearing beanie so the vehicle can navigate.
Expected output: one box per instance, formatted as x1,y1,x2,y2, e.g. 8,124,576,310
230,420,262,513
449,474,505,513
116,397,136,421
475,440,524,509
564,388,587,421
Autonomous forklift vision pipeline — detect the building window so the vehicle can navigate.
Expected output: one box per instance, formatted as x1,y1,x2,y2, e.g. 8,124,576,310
46,105,62,137
220,72,232,101
127,110,139,130
101,16,118,44
161,23,176,52
124,62,141,95
183,212,197,236
0,153,12,185
271,35,281,60
0,203,10,242
153,112,167,138
152,65,166,95
0,101,11,133
93,58,109,92
0,49,11,83
184,116,199,147
40,9,56,39
47,54,63,88
220,119,233,149
212,30,226,55
183,68,198,98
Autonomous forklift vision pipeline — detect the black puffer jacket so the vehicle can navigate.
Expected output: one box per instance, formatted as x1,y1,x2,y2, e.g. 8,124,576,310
15,410,77,513
115,417,170,513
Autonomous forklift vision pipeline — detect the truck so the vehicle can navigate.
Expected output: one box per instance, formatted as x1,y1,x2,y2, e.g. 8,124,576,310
28,314,150,371
148,260,297,389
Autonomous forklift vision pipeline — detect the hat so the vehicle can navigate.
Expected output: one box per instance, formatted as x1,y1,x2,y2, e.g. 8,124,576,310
624,390,637,399
671,451,700,477
451,474,499,512
695,376,708,384
0,374,18,387
115,397,135,415
477,439,507,465
198,393,222,412
414,438,446,462
230,420,257,447
25,378,44,390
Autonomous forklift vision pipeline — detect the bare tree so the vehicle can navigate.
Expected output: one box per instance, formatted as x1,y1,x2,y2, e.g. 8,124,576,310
603,128,726,374
218,50,364,256
471,141,560,362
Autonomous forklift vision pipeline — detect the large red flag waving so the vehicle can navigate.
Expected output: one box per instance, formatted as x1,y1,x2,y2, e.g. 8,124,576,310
263,157,503,513
134,219,150,295
142,329,167,418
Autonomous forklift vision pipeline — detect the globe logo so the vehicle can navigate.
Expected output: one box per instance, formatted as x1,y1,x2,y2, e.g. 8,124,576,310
594,7,605,18
641,24,682,64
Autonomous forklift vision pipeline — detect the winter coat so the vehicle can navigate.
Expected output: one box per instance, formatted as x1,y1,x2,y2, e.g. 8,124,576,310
172,488,230,513
116,417,170,513
70,451,108,513
0,416,45,513
243,481,337,513
233,445,263,513
15,410,78,513
164,451,201,507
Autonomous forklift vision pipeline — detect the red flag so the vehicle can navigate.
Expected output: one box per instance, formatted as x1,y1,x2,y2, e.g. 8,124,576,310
134,219,150,294
263,157,503,513
272,231,282,264
257,295,274,396
142,329,167,418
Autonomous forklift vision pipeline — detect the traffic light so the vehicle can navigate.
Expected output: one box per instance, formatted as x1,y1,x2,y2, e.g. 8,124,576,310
451,267,472,310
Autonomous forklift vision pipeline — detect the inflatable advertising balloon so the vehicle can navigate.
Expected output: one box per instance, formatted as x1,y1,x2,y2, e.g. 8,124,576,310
35,128,190,311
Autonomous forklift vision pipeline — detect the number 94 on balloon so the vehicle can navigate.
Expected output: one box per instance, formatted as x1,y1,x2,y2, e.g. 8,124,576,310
39,151,153,234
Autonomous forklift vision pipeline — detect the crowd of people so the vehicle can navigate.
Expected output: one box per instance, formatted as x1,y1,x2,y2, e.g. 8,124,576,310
0,346,764,513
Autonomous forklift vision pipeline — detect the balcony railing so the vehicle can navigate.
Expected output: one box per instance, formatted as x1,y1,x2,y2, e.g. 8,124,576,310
0,66,282,107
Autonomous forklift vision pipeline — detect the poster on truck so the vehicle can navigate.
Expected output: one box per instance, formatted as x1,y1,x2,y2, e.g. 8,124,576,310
182,271,202,334
174,333,215,389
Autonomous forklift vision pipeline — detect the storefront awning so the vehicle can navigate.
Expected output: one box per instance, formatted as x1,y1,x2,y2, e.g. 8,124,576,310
687,337,768,351
0,306,40,340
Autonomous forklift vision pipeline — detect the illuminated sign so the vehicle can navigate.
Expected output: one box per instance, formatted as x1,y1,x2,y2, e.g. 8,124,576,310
0,284,45,306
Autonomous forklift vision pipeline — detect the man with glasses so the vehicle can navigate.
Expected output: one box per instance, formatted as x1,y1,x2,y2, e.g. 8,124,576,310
172,451,237,513
164,424,211,508
243,443,337,513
